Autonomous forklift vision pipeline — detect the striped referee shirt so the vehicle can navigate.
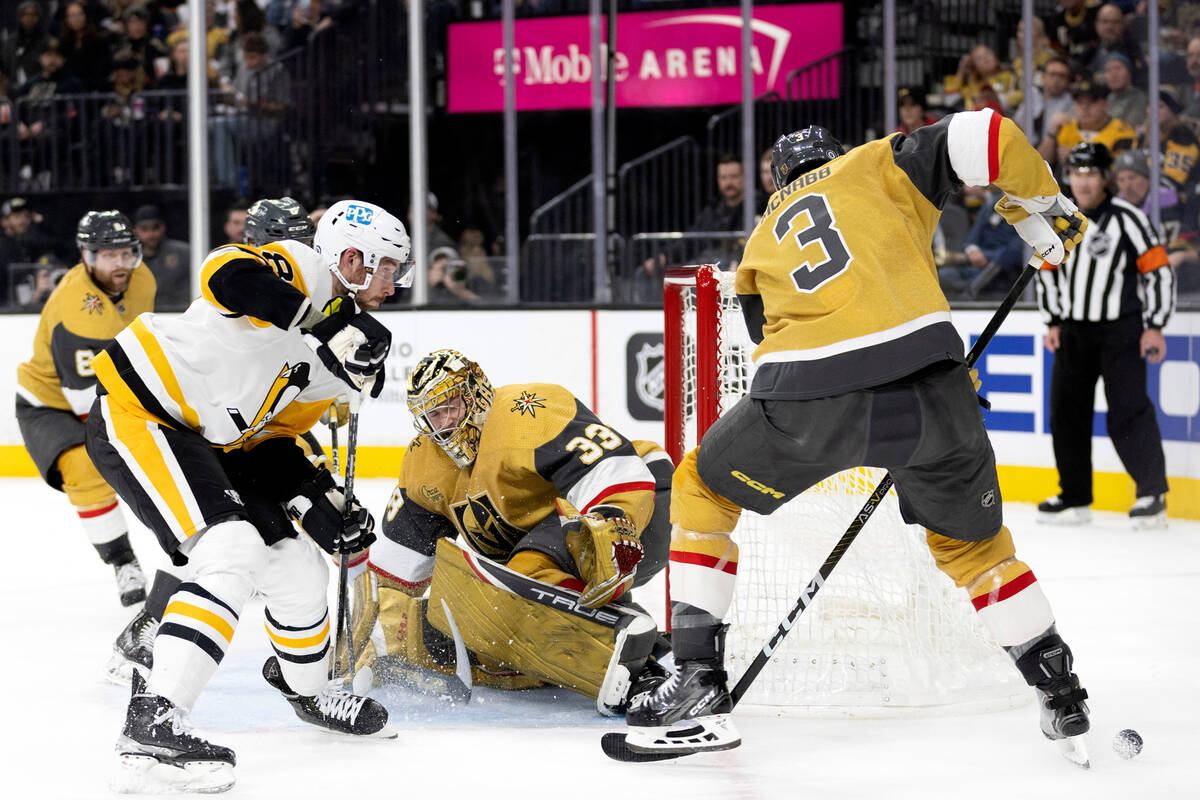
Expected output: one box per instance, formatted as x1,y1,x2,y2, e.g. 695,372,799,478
1036,194,1175,328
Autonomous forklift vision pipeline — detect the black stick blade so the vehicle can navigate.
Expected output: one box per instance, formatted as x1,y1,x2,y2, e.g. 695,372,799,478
600,733,686,763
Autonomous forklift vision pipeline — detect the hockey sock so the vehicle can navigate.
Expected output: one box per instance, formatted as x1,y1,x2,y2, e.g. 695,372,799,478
77,500,133,565
667,526,739,635
967,558,1055,647
145,570,184,622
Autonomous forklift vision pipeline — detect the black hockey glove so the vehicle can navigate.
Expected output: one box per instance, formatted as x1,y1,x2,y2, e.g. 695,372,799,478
286,468,377,555
301,297,391,398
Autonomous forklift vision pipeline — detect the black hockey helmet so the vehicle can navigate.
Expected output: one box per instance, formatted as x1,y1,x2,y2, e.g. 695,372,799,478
1065,141,1113,174
76,210,139,252
244,196,315,246
770,126,843,188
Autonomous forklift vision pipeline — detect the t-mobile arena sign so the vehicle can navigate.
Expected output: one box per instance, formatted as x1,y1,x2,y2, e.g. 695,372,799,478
447,4,843,113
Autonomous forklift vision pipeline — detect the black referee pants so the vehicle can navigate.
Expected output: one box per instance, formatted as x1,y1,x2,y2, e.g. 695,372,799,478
1049,315,1168,505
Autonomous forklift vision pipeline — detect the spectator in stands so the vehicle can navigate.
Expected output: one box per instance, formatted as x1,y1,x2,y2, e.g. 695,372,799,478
409,192,458,255
1,2,51,87
282,0,330,51
0,197,60,308
690,152,746,269
937,189,1025,298
165,2,229,87
118,6,168,87
15,38,85,171
1011,16,1057,96
1023,56,1075,158
1102,53,1147,129
222,1,281,86
1049,0,1100,64
1055,78,1136,165
59,1,113,91
1084,3,1144,84
1181,35,1200,119
1152,87,1200,198
133,204,190,308
425,246,481,305
221,202,247,244
944,43,1017,111
1113,149,1187,248
758,147,776,196
895,85,936,134
155,35,196,92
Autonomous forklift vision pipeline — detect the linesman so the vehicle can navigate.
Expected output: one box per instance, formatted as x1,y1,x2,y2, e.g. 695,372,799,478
1036,142,1175,527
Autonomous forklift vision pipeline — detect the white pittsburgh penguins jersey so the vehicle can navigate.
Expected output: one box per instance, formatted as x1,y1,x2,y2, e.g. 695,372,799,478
92,241,346,449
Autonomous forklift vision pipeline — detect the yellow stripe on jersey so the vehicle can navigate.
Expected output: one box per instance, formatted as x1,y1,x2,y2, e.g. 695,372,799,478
264,618,330,649
199,245,253,315
262,241,309,298
128,318,201,430
107,395,201,536
164,600,236,643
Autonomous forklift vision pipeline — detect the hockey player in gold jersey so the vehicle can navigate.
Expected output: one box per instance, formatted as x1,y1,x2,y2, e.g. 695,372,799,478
16,210,154,607
85,200,410,793
625,110,1093,763
349,349,672,715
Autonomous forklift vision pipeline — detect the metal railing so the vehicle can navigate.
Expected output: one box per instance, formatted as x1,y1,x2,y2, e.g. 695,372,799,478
617,136,706,237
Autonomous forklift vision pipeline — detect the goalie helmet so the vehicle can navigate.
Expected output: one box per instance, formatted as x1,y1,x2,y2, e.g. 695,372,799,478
314,200,413,292
244,196,315,246
406,349,494,468
770,126,844,189
77,210,141,267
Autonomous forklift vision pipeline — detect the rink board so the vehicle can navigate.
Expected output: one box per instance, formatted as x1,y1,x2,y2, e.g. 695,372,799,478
0,308,1196,517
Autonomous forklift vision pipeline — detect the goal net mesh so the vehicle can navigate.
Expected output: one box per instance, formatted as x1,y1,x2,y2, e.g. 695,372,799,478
664,265,1028,714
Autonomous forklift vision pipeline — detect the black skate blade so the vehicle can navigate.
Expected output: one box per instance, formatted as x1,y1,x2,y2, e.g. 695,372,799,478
601,732,687,763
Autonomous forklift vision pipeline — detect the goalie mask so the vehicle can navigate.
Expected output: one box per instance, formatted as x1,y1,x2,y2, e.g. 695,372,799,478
315,200,413,292
406,349,494,468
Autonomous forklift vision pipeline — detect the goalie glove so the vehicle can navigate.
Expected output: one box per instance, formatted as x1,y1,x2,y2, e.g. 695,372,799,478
994,192,1088,266
286,468,377,555
558,499,644,609
301,297,391,398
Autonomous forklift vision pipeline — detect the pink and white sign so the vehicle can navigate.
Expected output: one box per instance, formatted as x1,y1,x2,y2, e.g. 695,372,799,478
447,4,843,113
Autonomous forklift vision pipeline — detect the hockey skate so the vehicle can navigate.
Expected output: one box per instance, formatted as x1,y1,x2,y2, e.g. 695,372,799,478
114,558,148,607
1016,634,1091,769
1129,494,1167,530
622,658,741,756
1036,496,1091,525
106,608,157,685
262,656,396,738
113,671,235,794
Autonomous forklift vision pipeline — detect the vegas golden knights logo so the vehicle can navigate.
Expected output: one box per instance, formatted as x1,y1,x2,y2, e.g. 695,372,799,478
449,491,526,557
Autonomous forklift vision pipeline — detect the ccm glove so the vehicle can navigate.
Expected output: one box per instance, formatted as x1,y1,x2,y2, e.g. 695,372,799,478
994,192,1088,265
302,297,392,398
558,499,644,608
286,468,377,555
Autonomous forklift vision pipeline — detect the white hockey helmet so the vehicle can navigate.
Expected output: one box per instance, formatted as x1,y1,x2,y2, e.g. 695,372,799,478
314,199,413,292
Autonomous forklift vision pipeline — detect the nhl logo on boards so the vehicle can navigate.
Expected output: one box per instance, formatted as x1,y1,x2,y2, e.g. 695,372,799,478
626,334,665,421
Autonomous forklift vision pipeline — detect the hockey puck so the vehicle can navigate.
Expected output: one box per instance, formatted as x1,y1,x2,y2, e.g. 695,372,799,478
1112,728,1143,759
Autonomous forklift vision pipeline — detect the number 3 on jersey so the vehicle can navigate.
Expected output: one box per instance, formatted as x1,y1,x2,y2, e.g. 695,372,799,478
772,193,853,293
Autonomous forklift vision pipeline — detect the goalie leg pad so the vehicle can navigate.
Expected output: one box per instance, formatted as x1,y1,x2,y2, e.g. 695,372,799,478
426,538,648,699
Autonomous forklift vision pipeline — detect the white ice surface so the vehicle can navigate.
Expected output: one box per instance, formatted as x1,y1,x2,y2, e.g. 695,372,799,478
0,477,1195,799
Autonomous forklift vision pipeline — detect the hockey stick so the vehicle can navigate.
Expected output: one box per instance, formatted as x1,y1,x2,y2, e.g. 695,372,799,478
333,393,361,683
603,260,1043,763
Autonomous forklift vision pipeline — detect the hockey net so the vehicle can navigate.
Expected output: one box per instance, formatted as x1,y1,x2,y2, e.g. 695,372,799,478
663,264,1028,715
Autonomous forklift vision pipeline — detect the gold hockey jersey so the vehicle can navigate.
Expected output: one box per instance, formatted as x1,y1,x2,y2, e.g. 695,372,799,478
377,383,672,587
17,262,156,416
92,241,347,450
737,108,1060,398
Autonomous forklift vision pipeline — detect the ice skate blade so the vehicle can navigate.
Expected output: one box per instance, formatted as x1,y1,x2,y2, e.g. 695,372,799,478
113,752,235,794
1053,735,1091,769
105,650,149,687
624,714,741,755
1037,508,1091,525
1131,512,1167,530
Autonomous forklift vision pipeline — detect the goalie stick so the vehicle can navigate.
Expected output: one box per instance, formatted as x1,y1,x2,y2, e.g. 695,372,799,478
603,260,1044,763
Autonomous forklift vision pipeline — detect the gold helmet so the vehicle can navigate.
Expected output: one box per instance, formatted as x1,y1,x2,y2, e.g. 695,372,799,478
406,349,494,468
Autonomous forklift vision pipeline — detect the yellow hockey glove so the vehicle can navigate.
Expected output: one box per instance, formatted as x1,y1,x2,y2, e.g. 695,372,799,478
558,499,645,609
320,397,351,428
994,193,1088,265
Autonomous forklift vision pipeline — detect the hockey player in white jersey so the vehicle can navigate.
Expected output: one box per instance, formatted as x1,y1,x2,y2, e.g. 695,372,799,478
85,199,410,793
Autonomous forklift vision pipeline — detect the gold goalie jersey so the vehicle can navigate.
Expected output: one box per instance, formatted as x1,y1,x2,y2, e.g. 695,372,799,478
737,108,1061,399
17,262,156,416
91,241,346,449
378,383,671,587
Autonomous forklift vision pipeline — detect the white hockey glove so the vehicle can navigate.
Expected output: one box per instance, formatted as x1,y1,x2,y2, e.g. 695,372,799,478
301,297,391,398
558,499,644,609
287,468,377,555
994,192,1088,266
